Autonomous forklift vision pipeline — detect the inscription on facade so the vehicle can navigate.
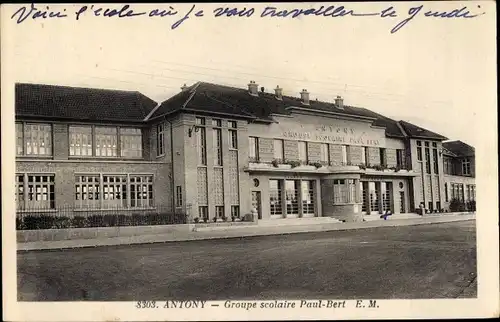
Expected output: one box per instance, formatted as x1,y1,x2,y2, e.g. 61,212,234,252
281,129,380,147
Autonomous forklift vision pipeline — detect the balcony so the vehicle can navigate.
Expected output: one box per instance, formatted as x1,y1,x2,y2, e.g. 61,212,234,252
245,159,363,175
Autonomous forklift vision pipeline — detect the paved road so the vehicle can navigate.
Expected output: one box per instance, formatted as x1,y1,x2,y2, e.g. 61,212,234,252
17,221,477,301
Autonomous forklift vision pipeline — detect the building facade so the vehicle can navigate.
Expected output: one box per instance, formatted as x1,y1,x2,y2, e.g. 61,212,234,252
14,81,476,223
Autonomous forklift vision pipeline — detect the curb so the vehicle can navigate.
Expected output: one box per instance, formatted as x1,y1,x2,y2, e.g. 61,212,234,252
16,215,475,252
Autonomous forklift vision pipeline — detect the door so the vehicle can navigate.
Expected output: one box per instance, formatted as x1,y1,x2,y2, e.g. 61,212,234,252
251,191,262,220
399,191,406,213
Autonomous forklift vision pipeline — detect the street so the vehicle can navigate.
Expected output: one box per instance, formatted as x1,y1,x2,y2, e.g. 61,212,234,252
17,220,477,301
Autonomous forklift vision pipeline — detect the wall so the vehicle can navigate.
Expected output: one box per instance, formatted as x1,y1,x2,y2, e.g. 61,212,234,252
247,114,387,147
16,160,172,212
409,139,445,212
179,114,249,222
443,174,476,210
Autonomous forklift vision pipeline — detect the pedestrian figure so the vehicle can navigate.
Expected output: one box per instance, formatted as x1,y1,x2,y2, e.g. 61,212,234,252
419,202,425,216
380,210,392,220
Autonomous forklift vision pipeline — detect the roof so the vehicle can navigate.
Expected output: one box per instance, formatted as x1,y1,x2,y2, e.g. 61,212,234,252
15,83,158,122
443,140,475,157
151,82,411,138
398,120,448,141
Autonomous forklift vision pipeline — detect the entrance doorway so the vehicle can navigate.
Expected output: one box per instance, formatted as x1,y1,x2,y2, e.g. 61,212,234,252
251,191,262,220
369,182,379,215
399,191,406,213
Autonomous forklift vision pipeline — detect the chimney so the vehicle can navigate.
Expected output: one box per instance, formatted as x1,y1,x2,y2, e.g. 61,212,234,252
248,80,258,96
181,83,188,91
335,95,344,109
274,85,283,100
300,89,310,105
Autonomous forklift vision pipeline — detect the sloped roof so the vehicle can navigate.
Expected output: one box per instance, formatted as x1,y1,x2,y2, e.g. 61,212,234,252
398,120,448,141
443,140,475,157
15,83,158,122
151,82,407,137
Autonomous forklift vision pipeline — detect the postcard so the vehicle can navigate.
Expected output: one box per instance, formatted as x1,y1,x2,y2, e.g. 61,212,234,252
2,1,498,321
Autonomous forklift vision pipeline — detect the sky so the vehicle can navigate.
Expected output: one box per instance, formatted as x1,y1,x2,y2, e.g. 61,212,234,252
3,2,497,147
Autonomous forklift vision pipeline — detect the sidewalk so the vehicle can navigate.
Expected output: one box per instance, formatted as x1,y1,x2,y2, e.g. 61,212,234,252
17,213,475,251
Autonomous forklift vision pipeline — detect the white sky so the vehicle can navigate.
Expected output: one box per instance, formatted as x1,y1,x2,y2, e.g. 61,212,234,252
3,2,497,147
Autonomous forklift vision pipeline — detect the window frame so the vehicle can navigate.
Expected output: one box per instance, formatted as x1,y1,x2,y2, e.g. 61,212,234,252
249,136,259,162
74,173,154,210
157,123,165,157
16,122,53,157
16,173,56,210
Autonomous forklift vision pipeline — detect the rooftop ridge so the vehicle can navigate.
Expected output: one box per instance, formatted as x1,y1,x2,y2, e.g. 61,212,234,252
16,82,144,95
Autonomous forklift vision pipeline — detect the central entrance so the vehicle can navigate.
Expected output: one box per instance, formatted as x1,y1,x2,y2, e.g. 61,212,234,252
251,191,262,220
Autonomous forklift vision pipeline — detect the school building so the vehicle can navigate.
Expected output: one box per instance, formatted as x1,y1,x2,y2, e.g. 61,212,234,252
14,81,476,222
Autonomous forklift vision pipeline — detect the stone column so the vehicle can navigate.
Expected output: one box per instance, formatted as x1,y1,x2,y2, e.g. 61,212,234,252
377,181,383,214
298,180,304,218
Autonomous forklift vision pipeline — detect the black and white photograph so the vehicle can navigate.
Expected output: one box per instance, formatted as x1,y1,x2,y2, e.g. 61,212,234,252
2,1,498,321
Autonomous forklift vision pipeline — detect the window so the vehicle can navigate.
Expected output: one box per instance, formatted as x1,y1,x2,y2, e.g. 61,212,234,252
215,206,224,218
120,128,142,158
425,147,431,174
16,123,24,155
228,121,238,149
269,179,283,215
417,141,422,161
15,174,24,210
381,182,392,212
432,148,439,174
396,149,404,168
379,148,386,166
320,144,329,165
196,119,207,165
157,123,165,156
69,126,93,156
75,175,100,209
341,145,347,165
273,139,284,161
213,127,223,166
348,179,357,203
196,117,205,125
130,175,153,208
298,141,307,163
285,180,299,215
16,174,55,210
444,157,453,175
95,127,117,157
301,180,315,215
249,137,259,162
428,201,433,212
199,206,209,220
361,147,367,165
445,183,449,202
102,175,127,209
176,186,182,207
471,185,476,201
17,123,53,156
462,158,471,175
230,205,240,218
74,174,154,209
212,119,222,127
333,179,348,204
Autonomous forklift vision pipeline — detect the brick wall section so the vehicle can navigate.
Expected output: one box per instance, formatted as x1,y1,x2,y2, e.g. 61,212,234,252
329,144,343,166
348,146,363,165
367,147,380,166
307,142,321,163
284,140,299,161
386,149,397,167
16,161,172,212
258,138,274,162
53,123,69,160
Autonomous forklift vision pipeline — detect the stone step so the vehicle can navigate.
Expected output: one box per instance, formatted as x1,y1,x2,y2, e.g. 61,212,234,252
257,217,342,227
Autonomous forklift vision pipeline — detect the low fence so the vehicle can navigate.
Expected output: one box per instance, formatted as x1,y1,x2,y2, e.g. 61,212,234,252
16,206,187,230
